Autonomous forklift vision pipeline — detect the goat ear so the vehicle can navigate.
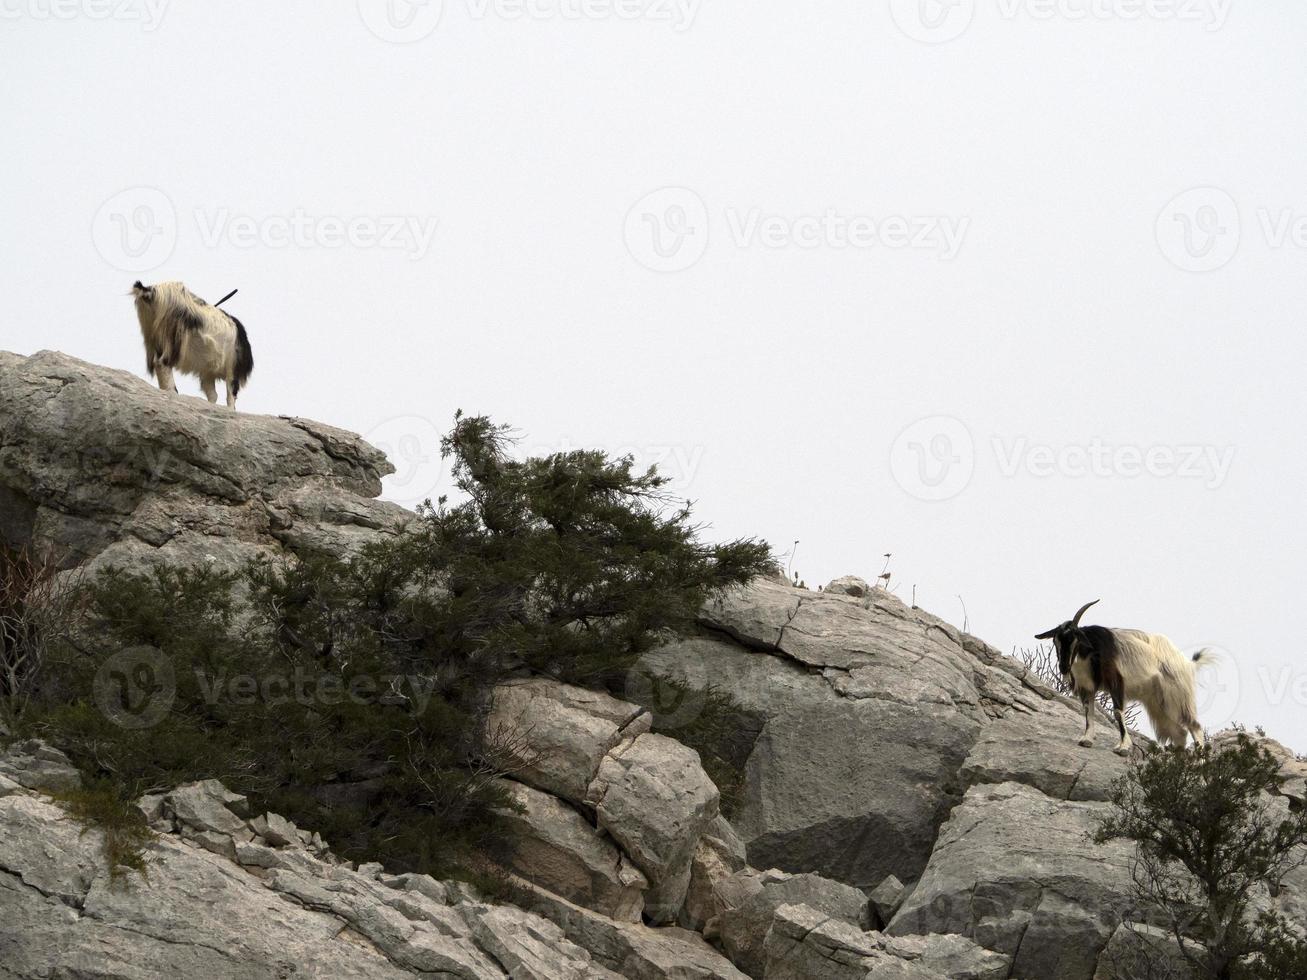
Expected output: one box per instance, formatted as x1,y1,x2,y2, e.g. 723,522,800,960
1034,628,1058,640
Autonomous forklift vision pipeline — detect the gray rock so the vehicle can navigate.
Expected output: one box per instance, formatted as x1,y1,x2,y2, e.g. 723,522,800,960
889,782,1135,980
487,677,649,808
824,575,872,597
135,792,167,823
465,902,607,979
165,779,250,836
717,869,869,977
960,709,1130,802
0,739,82,792
504,872,749,980
638,577,1096,892
681,815,748,933
761,903,881,980
1092,922,1208,980
259,811,300,846
883,933,1011,980
867,875,906,928
586,733,719,924
0,350,408,576
493,779,647,922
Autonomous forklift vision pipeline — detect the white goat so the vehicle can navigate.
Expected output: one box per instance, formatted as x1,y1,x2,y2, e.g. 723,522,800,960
131,280,254,408
1035,600,1217,754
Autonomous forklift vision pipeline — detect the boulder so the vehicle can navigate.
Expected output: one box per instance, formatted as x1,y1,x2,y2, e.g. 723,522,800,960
716,869,870,977
960,710,1130,802
638,578,1095,892
1092,922,1208,980
586,733,719,924
0,350,408,575
165,779,251,836
486,677,650,808
867,874,906,928
889,782,1136,980
882,933,1010,980
493,779,647,922
0,739,82,792
504,872,749,980
761,903,881,980
256,811,300,847
681,815,748,932
824,575,872,597
465,903,616,980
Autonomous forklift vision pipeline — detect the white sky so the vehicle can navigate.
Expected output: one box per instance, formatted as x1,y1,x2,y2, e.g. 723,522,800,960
3,1,1305,749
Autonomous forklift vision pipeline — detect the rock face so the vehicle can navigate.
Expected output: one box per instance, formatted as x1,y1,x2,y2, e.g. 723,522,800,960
0,767,726,980
493,779,647,923
888,782,1137,980
6,351,1307,980
0,350,408,574
639,577,1114,890
586,733,720,924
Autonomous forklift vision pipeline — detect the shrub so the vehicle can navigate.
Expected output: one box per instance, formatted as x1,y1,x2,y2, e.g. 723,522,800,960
20,413,772,878
1095,733,1307,979
1,543,82,727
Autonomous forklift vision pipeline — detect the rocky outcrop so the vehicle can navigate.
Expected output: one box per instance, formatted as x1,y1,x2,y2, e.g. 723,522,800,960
486,678,651,809
888,782,1137,980
761,903,1009,980
484,677,721,926
0,350,408,574
586,732,720,924
492,779,647,922
6,351,1306,980
0,760,727,980
715,868,869,977
638,576,1107,891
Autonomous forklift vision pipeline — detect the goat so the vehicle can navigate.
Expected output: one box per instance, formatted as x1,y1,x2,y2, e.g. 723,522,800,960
1035,600,1216,755
131,280,254,408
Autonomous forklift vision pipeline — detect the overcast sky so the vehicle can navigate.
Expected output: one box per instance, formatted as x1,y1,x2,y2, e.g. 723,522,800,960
3,1,1304,749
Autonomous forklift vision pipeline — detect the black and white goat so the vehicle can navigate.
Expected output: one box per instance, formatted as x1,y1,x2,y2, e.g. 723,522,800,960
131,281,254,408
1035,600,1217,755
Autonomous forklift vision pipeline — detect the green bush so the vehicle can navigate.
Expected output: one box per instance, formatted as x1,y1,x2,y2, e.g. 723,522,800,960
1096,733,1307,980
19,413,772,878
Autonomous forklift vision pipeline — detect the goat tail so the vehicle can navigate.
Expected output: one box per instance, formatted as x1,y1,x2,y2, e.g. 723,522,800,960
1191,648,1219,672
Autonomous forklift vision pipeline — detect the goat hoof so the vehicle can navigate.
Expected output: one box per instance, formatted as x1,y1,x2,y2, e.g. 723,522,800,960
1078,738,1094,748
1114,745,1131,757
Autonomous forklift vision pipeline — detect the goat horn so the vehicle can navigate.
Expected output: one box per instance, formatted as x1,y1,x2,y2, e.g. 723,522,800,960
1070,599,1100,626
